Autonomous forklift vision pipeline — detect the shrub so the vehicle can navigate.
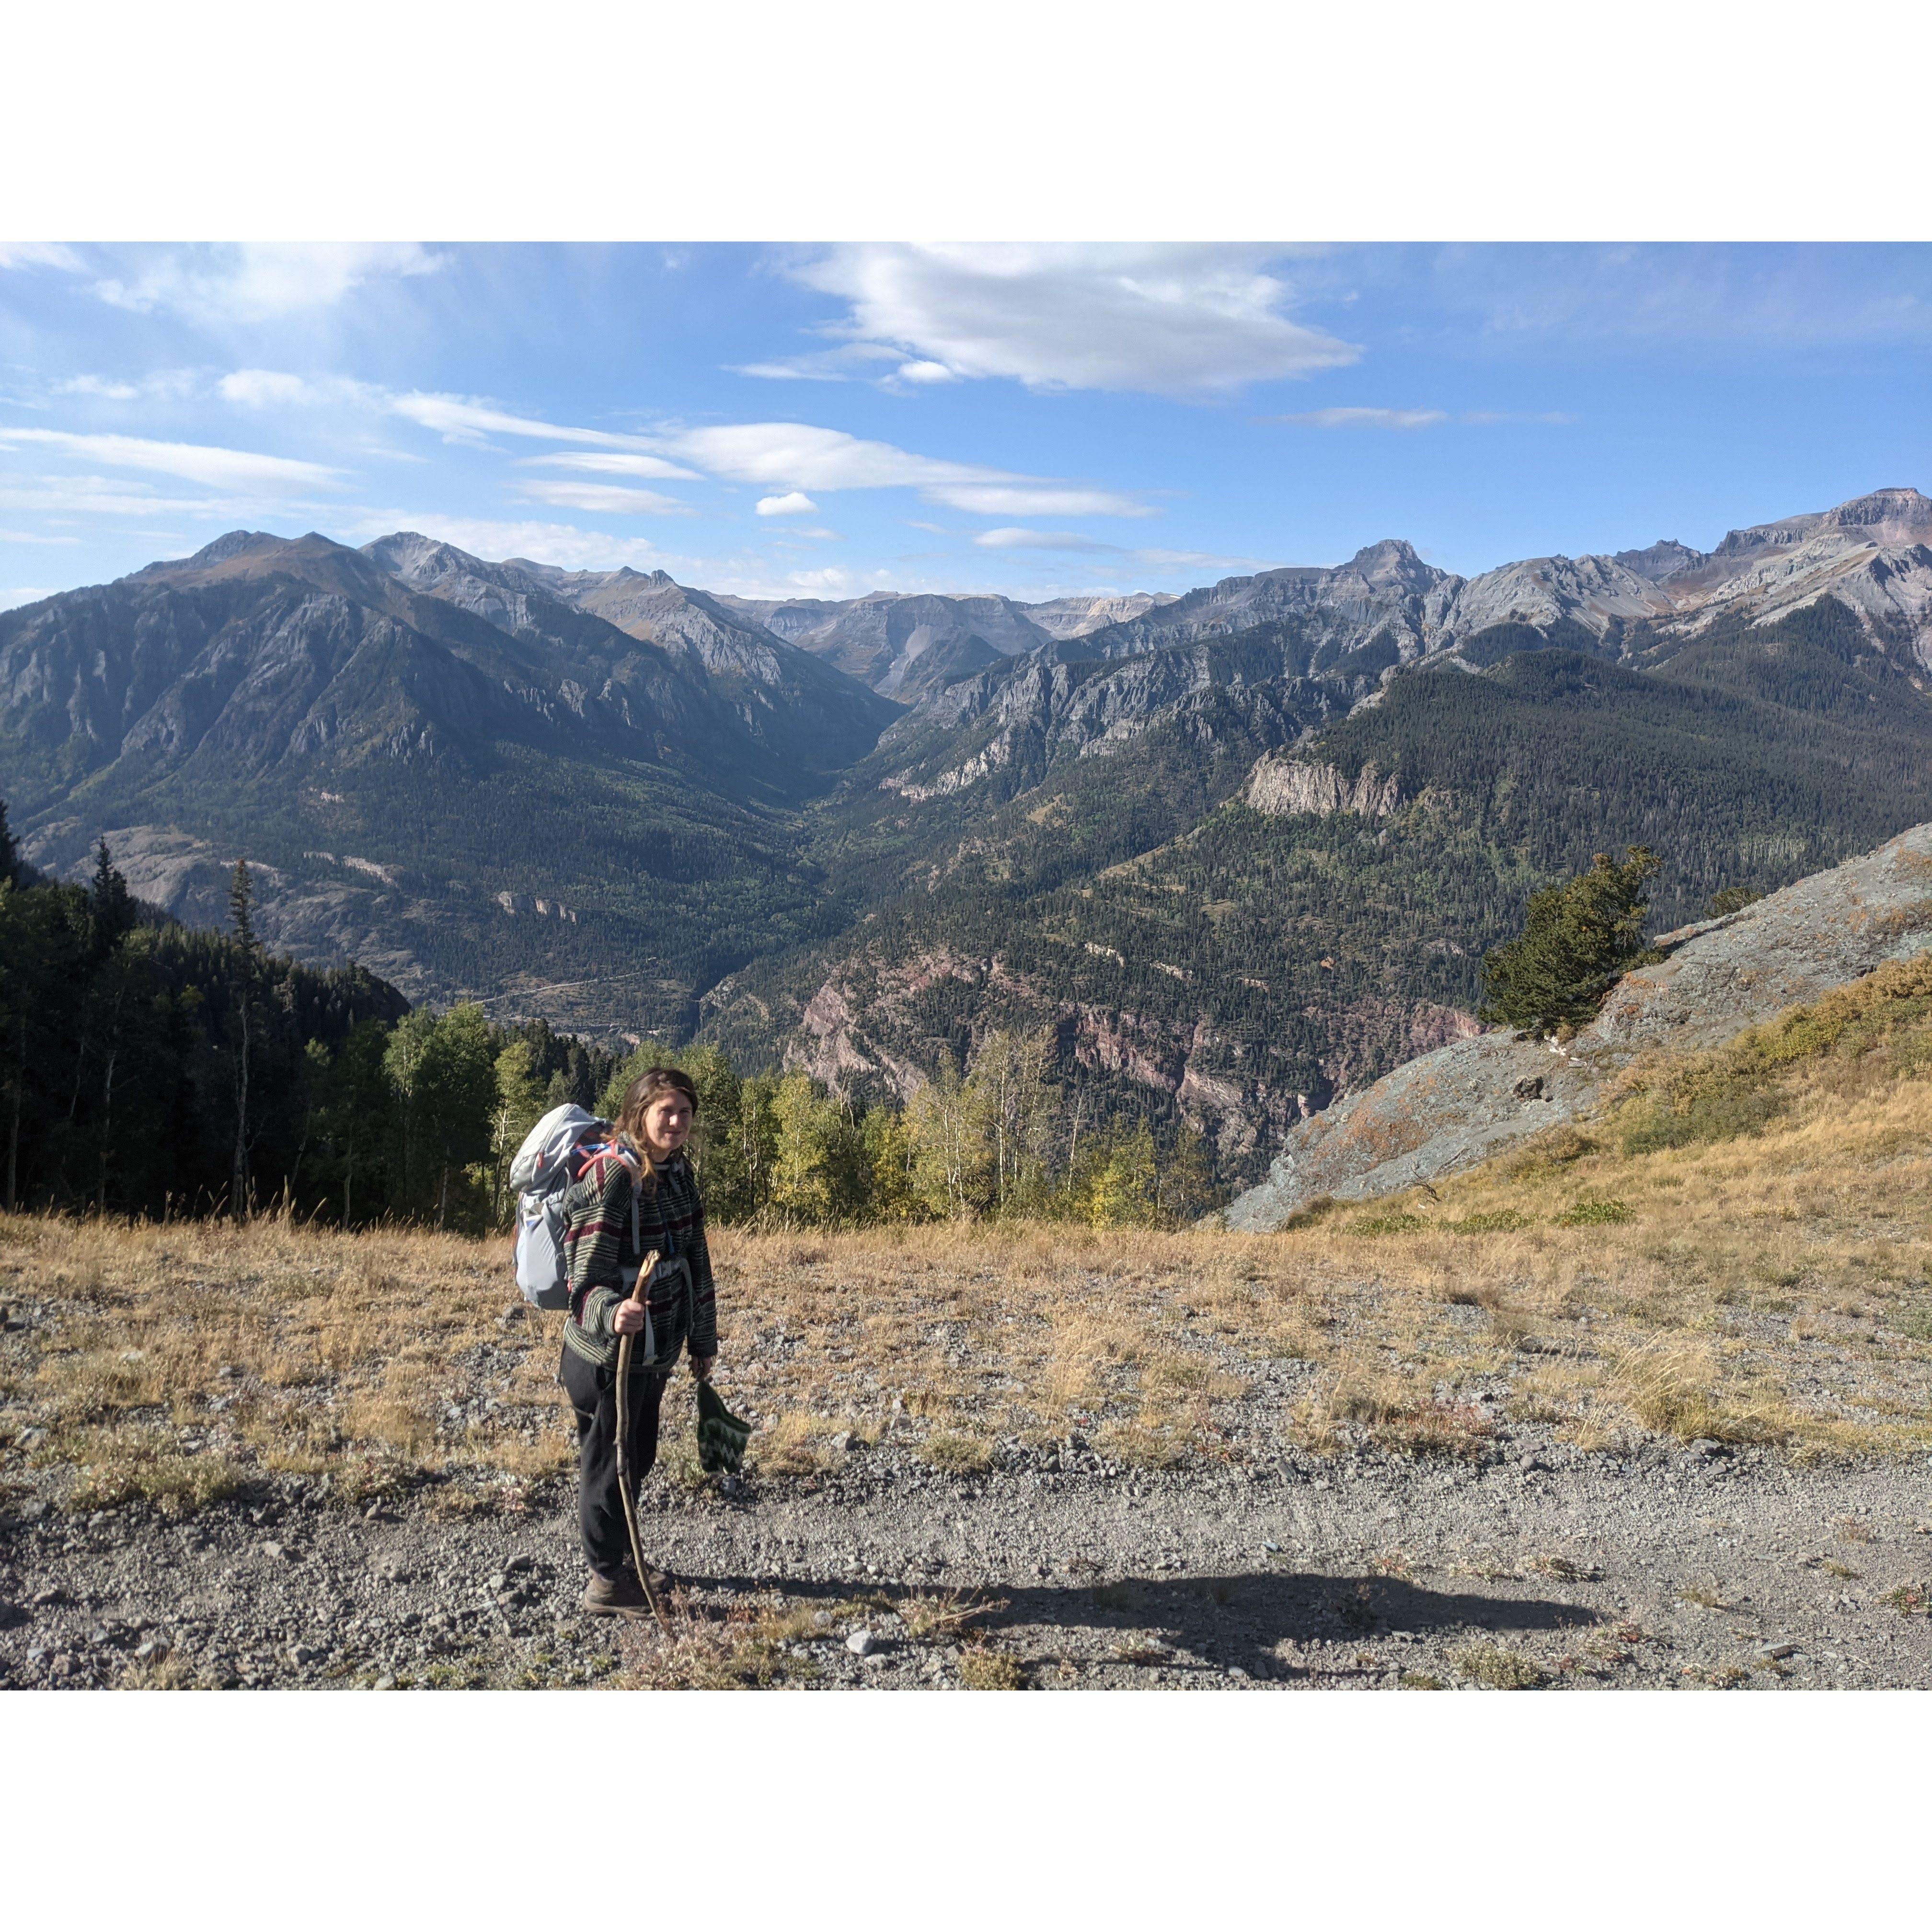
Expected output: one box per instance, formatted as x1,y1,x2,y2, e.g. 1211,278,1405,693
1452,1644,1548,1689
1702,886,1763,919
1480,847,1663,1034
1447,1209,1533,1234
1555,1197,1633,1227
957,1645,1027,1689
1348,1211,1428,1236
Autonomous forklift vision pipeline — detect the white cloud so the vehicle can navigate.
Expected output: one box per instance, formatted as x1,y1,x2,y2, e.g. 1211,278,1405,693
0,586,63,610
727,343,901,382
0,244,86,274
787,243,1359,395
729,360,851,383
55,375,138,401
521,450,702,481
349,513,665,572
0,428,340,494
57,369,202,404
93,243,443,326
219,375,377,413
1273,405,1574,430
925,483,1154,518
661,421,1015,492
517,478,693,516
0,475,235,518
756,491,818,517
388,391,664,448
1278,406,1450,429
0,529,80,544
895,360,960,384
974,527,1121,552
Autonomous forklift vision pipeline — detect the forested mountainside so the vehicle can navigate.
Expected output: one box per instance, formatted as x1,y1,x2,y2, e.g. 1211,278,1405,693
5,489,1931,1190
698,591,1932,1180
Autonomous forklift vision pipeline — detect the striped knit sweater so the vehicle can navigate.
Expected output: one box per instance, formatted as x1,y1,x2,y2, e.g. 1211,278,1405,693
559,1148,716,1375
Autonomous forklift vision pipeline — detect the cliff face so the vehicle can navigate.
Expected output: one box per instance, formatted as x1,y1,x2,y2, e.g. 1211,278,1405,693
1222,820,1932,1230
1244,756,1402,818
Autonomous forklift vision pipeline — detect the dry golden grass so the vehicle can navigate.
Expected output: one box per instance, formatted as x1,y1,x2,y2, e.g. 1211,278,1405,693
4,991,1930,1511
0,1214,569,1514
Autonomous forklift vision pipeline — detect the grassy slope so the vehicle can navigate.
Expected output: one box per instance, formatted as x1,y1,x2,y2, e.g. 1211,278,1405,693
6,955,1931,1541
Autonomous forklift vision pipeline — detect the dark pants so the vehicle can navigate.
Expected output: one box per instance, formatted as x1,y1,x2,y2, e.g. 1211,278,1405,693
559,1346,669,1580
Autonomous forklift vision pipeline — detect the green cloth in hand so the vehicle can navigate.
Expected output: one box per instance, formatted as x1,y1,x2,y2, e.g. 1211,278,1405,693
696,1380,752,1475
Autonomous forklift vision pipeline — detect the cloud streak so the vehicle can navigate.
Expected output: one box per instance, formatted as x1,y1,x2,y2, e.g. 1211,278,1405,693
0,427,340,493
517,478,693,516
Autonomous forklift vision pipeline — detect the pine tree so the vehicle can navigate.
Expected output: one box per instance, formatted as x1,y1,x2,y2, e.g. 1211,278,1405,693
1479,846,1662,1035
227,858,262,1218
89,837,135,953
0,796,20,889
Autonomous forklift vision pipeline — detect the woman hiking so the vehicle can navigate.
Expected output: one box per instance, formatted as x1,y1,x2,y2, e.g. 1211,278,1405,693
557,1065,717,1617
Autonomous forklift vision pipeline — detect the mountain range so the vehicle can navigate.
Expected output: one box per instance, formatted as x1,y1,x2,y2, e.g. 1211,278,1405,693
4,485,1929,1182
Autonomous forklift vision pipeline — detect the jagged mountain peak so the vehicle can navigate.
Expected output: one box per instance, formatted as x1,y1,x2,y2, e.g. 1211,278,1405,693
1611,538,1707,584
1341,536,1438,587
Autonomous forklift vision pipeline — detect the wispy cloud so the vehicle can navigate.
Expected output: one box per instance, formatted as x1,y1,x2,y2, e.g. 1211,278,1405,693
516,478,692,516
974,527,1122,552
1278,406,1449,430
219,378,1159,519
755,491,818,516
0,427,340,493
520,450,701,481
0,244,86,274
92,244,444,327
660,420,1015,492
783,244,1359,395
0,475,237,519
389,391,657,448
0,586,63,610
926,483,1153,518
1,529,80,544
730,359,851,383
1272,405,1574,430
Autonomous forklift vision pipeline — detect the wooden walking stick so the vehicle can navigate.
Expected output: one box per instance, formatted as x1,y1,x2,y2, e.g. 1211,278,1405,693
613,1250,668,1631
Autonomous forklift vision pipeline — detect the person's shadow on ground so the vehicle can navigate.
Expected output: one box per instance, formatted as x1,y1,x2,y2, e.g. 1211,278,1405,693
680,1564,1601,1679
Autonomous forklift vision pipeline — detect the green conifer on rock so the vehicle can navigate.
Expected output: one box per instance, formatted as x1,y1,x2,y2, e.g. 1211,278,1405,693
1479,845,1662,1035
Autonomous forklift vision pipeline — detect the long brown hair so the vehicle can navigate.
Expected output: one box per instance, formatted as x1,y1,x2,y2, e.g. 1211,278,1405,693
613,1065,699,1192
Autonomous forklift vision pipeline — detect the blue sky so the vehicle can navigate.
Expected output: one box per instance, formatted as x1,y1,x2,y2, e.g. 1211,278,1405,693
2,242,1929,612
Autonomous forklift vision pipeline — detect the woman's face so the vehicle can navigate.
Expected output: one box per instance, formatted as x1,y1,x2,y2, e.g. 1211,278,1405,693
641,1092,693,1157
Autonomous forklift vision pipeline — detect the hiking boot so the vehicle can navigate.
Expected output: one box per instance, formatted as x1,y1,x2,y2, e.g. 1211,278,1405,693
583,1570,650,1617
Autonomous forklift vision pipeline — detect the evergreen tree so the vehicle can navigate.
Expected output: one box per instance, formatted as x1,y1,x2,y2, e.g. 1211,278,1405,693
89,837,136,953
0,796,23,889
1159,1123,1221,1227
227,858,261,1219
314,1019,396,1226
1479,846,1662,1035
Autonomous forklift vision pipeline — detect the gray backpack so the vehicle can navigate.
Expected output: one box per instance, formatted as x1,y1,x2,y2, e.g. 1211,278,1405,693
509,1104,602,1311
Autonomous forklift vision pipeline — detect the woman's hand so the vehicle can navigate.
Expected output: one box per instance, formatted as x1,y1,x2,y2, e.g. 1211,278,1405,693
691,1354,714,1383
612,1299,649,1336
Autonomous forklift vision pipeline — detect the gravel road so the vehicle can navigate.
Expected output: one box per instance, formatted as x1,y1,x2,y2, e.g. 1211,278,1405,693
5,1437,1930,1690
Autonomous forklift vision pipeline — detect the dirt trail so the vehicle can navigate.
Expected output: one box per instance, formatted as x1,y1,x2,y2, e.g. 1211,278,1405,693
6,1442,1930,1690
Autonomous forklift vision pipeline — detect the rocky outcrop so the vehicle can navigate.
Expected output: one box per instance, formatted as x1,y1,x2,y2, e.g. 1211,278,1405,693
1244,756,1402,818
1223,820,1932,1230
